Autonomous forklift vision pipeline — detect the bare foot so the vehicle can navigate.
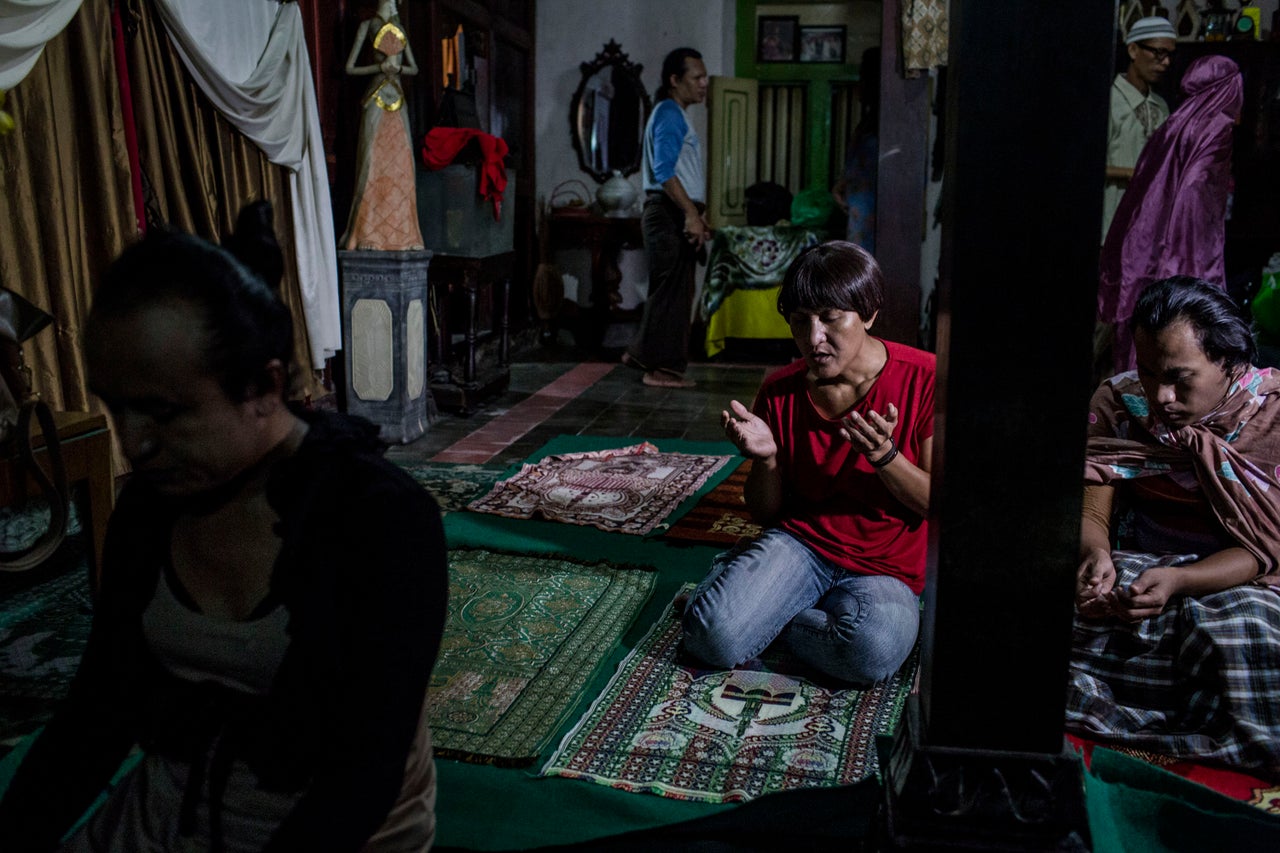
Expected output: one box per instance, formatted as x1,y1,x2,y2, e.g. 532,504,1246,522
643,370,696,388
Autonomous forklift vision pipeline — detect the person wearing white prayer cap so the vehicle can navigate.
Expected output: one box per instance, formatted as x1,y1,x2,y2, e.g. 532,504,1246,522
1102,16,1178,242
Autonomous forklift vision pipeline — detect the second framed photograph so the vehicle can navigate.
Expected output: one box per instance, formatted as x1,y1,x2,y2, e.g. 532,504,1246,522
758,15,798,63
799,25,847,64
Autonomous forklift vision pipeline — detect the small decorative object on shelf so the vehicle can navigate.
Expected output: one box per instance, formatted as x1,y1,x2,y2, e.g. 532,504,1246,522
596,170,637,217
1236,6,1262,40
1202,1,1233,42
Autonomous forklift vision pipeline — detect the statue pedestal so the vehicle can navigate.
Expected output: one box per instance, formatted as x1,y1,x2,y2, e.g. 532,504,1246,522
339,250,433,444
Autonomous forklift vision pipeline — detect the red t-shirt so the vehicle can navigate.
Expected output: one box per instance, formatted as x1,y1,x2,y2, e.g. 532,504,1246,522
753,339,936,594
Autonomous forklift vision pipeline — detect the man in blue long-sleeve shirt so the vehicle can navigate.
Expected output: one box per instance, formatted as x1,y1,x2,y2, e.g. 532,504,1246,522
623,47,710,388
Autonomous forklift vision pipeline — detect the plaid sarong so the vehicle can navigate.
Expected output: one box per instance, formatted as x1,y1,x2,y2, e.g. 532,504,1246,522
1066,551,1280,773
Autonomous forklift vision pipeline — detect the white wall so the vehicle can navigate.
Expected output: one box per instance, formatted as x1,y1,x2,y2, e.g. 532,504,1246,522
534,0,736,210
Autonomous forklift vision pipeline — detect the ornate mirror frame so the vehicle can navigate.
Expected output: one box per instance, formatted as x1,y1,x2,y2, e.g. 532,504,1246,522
569,40,653,184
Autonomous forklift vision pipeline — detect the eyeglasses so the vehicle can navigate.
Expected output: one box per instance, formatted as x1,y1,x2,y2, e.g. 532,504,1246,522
1136,42,1175,63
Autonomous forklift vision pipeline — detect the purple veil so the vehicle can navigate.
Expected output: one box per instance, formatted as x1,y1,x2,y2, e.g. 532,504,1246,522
1098,55,1243,370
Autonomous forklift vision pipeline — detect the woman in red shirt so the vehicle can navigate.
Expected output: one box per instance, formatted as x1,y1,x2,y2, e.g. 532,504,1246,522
682,241,934,684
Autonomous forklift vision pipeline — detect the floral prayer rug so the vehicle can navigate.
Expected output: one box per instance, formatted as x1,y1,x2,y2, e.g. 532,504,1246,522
661,460,761,547
428,549,656,766
466,443,732,535
540,585,918,803
396,462,508,513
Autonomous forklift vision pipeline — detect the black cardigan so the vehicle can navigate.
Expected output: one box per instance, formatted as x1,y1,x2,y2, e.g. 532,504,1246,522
0,411,448,851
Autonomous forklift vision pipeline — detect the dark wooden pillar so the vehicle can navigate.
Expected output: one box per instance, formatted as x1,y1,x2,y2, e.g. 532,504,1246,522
876,0,930,347
883,0,1114,848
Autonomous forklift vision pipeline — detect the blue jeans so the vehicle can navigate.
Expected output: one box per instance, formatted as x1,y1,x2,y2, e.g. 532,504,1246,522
681,528,920,685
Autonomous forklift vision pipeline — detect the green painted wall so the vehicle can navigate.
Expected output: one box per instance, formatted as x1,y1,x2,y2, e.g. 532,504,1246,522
734,0,862,191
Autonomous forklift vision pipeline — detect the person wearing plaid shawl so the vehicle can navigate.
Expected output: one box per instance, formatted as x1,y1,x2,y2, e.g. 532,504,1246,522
1068,276,1280,774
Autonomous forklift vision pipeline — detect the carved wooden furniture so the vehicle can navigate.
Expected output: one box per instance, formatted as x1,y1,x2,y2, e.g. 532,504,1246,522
428,251,512,414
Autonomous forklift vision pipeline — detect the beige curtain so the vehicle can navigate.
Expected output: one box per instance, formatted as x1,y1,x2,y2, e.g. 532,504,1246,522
122,0,324,400
0,0,133,415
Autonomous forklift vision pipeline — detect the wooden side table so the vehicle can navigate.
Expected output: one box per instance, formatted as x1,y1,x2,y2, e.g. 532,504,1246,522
427,252,513,414
0,411,114,592
549,212,643,351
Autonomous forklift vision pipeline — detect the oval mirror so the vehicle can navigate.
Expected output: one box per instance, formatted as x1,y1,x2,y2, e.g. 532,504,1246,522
569,40,652,184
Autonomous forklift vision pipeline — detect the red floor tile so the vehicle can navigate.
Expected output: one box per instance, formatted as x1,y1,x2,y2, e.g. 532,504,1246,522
429,363,617,463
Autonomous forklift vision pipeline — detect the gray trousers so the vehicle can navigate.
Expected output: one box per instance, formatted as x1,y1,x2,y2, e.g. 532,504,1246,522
628,193,697,373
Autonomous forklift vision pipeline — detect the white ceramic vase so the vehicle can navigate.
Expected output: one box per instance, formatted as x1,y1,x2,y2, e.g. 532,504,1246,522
597,170,637,217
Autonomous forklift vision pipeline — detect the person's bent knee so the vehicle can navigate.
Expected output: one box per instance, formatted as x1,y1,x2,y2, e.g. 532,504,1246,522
830,643,911,686
681,595,757,668
793,608,917,685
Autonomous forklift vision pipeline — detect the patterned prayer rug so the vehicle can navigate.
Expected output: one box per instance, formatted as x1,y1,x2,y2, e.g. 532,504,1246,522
0,557,92,751
395,462,509,513
661,460,761,547
428,549,656,766
466,443,732,535
540,585,918,803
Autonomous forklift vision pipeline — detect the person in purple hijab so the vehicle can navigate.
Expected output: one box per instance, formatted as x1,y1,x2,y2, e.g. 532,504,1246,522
1098,55,1243,375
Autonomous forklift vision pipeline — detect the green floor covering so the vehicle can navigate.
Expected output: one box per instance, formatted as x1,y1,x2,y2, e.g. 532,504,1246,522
437,500,734,849
22,437,1275,849
430,436,751,848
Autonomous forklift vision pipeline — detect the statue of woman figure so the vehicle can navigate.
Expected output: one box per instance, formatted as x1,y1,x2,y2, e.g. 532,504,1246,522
341,0,425,251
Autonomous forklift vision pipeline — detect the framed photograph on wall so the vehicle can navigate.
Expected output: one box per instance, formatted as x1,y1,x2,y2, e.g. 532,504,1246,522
799,25,847,64
758,16,799,63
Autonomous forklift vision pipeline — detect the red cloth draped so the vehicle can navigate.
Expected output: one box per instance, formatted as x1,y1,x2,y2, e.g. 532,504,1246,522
420,127,509,219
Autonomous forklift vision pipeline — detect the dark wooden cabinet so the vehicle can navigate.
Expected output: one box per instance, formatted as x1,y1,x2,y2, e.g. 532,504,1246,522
405,1,536,334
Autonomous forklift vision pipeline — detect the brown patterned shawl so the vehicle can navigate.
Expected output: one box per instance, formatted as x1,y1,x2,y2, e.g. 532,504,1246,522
1084,366,1280,585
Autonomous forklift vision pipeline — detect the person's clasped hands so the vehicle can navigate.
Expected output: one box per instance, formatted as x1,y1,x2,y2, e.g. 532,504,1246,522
1076,551,1182,622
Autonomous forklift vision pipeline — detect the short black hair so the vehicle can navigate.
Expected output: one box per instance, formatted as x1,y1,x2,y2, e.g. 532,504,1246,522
777,240,884,320
1131,275,1256,371
89,203,293,402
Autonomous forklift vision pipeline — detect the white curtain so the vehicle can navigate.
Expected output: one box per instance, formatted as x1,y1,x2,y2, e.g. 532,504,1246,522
153,0,340,368
0,0,84,90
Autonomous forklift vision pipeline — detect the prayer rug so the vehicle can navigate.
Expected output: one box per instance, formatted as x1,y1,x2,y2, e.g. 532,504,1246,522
540,585,917,803
1068,733,1280,815
428,549,656,766
396,462,508,513
0,557,92,750
661,460,761,547
466,443,732,536
1084,746,1280,853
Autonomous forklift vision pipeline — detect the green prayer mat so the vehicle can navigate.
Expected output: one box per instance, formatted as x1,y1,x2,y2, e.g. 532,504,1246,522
429,549,656,766
541,584,917,804
395,462,509,513
1085,747,1280,853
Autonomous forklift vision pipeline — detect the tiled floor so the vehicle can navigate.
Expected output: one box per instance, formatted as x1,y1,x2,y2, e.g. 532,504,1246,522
384,338,791,469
